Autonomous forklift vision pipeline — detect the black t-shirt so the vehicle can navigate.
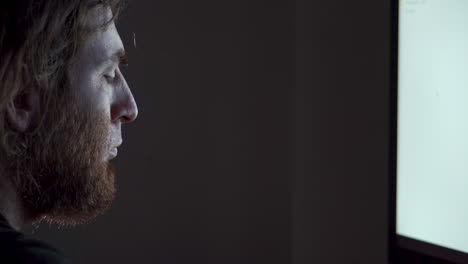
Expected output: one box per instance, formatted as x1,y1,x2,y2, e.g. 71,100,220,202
0,213,71,264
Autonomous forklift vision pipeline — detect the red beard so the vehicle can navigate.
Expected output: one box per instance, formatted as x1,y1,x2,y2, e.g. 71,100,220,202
3,89,116,228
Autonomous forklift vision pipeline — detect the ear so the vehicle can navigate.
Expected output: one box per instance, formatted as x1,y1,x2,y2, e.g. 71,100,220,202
6,87,40,133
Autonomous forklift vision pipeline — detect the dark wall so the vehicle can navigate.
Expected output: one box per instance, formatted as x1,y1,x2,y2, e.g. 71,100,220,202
293,0,391,263
33,0,391,263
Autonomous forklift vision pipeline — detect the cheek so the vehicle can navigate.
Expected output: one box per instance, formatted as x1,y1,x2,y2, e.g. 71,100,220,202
82,79,112,114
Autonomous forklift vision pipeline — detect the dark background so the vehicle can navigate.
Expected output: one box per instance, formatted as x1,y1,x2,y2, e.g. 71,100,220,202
33,0,390,263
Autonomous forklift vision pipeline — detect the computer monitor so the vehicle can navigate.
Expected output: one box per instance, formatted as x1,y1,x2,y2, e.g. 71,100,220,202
390,0,468,263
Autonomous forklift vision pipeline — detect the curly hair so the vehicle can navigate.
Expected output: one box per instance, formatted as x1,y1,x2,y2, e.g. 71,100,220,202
0,0,124,159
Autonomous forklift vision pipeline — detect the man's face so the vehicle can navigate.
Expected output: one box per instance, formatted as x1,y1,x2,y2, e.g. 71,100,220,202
5,5,138,227
68,5,138,162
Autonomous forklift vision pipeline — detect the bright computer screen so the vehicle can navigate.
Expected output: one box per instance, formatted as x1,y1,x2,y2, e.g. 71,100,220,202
398,0,468,255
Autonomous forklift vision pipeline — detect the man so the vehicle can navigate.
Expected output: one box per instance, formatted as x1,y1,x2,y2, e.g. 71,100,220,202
0,0,138,263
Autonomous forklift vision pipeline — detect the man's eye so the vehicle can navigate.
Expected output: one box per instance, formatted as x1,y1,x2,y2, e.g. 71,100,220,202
104,73,116,83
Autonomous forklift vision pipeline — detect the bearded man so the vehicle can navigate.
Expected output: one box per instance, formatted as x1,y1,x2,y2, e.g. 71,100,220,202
0,0,138,263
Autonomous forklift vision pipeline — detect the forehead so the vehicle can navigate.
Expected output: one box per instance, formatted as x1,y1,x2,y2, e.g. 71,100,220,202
87,5,114,35
76,5,124,66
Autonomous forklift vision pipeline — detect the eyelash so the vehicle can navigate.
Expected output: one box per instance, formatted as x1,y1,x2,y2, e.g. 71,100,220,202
104,63,127,84
105,74,115,83
104,70,117,83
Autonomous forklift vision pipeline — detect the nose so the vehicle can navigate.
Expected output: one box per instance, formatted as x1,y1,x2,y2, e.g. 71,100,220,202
111,72,138,124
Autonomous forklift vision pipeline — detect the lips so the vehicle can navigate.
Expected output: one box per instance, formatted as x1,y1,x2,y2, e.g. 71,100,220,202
109,147,118,160
114,141,122,149
108,140,122,160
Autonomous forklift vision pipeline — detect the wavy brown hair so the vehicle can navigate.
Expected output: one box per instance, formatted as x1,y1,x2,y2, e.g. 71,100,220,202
0,0,124,160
